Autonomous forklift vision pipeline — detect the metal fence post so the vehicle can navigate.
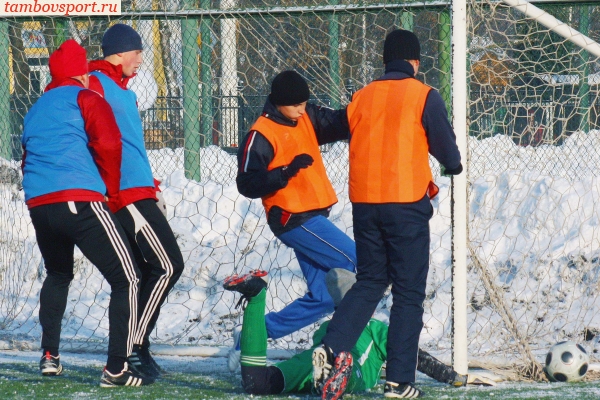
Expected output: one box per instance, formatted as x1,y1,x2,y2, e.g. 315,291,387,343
329,0,340,110
579,5,590,133
344,78,355,102
237,79,245,148
0,21,11,160
200,1,213,150
182,17,201,181
439,9,452,117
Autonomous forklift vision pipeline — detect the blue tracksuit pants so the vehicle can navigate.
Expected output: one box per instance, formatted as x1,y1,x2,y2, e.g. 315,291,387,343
265,215,356,339
322,196,433,384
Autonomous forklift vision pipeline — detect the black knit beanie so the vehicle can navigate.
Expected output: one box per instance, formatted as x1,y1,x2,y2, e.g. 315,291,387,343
102,24,143,57
269,70,310,106
383,29,421,64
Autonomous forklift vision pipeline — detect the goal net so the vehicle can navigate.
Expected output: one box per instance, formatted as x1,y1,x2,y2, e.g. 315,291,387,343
467,0,600,380
0,0,598,381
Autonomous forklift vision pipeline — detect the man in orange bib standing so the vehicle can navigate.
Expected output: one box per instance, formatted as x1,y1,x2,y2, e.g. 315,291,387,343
235,71,356,370
313,30,463,399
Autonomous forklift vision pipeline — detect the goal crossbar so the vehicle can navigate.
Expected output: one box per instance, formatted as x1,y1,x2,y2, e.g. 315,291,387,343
502,0,600,58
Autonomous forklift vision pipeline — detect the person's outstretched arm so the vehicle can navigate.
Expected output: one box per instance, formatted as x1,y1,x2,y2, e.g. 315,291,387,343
306,103,350,145
422,90,462,174
417,350,464,385
417,350,496,386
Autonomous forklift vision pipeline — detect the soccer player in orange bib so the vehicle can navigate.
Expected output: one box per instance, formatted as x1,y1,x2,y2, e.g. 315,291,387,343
313,30,463,399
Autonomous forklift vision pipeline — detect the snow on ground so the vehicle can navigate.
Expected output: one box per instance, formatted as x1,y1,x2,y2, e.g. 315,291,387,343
0,349,224,375
3,350,600,399
2,132,600,371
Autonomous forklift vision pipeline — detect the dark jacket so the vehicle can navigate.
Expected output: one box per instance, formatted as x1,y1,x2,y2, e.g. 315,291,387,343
237,98,349,235
380,59,462,172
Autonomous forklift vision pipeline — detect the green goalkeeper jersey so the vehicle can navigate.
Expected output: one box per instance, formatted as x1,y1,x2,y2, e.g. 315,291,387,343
276,318,388,394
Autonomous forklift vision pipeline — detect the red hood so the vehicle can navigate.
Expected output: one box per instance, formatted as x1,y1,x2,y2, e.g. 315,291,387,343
88,59,137,89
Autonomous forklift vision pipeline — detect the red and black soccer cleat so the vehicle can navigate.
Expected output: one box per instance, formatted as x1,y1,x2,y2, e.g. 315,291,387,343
223,270,268,307
321,351,353,400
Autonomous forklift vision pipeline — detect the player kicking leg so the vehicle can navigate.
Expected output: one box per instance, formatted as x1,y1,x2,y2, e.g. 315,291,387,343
223,270,282,395
224,269,349,397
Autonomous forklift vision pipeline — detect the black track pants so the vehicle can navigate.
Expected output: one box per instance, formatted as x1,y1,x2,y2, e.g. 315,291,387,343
115,199,184,347
31,201,140,359
322,197,433,384
241,365,285,395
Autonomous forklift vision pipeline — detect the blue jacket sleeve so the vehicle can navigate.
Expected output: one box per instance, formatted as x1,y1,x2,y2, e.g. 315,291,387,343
236,130,288,199
306,103,350,145
422,90,462,171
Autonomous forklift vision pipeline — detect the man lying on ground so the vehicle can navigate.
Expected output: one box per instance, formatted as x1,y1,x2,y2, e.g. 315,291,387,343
222,268,494,397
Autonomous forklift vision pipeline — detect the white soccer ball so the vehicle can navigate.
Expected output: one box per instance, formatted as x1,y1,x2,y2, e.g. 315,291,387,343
544,340,589,382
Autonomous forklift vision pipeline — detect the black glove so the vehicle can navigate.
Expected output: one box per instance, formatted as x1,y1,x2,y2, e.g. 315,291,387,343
441,163,463,176
282,154,314,179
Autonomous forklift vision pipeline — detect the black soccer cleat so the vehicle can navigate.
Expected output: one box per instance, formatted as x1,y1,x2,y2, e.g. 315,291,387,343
223,270,268,307
128,344,164,379
321,351,353,400
99,362,155,387
384,382,424,398
39,351,63,376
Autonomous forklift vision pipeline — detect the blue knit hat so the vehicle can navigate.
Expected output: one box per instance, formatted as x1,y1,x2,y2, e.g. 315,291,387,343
102,24,143,57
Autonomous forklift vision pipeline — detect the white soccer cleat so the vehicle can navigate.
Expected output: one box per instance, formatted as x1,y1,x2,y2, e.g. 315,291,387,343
312,346,333,393
227,324,242,372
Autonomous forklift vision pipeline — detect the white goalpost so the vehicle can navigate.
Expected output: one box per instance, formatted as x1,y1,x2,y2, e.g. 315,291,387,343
502,0,600,58
451,0,469,377
452,0,600,378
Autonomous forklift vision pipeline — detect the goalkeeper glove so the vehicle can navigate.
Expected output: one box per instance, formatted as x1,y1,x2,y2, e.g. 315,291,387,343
282,154,314,179
450,372,496,387
466,373,497,386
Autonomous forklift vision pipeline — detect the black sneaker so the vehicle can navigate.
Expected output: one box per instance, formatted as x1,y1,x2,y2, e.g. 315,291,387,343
223,270,268,308
128,345,163,378
312,345,334,393
321,351,353,400
99,362,155,387
39,351,63,376
384,382,424,398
